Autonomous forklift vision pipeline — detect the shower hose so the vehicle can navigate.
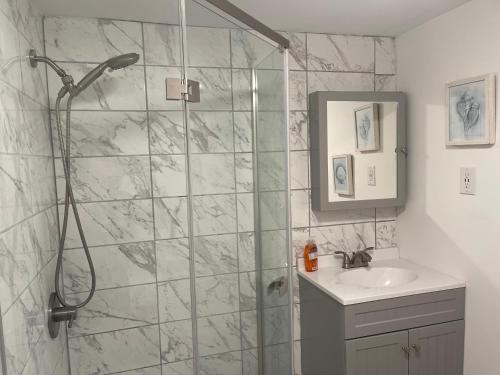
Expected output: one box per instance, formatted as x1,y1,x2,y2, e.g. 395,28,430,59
54,87,96,309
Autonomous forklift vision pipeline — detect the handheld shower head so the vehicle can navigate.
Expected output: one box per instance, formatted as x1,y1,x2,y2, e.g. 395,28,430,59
74,52,140,95
106,53,140,70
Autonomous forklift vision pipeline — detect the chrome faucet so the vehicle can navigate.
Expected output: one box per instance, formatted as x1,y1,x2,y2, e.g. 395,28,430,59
335,247,374,269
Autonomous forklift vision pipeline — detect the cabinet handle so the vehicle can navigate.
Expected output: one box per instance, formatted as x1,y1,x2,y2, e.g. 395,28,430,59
402,346,411,356
411,344,421,353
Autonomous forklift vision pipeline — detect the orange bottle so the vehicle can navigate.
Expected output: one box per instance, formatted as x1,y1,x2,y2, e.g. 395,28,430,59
303,240,318,272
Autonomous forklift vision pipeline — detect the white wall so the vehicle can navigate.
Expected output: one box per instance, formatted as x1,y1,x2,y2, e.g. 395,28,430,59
397,0,500,373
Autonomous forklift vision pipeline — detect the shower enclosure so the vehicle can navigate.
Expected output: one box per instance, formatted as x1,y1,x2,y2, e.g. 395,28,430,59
31,0,292,374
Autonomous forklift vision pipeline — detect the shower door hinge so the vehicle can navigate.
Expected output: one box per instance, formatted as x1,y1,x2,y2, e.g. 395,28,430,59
165,78,200,103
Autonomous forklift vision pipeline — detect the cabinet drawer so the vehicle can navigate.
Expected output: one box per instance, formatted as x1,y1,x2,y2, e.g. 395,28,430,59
344,288,465,339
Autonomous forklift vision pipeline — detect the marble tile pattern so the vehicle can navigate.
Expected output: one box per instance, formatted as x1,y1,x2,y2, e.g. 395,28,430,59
0,1,68,375
38,14,399,375
40,14,294,375
289,31,398,374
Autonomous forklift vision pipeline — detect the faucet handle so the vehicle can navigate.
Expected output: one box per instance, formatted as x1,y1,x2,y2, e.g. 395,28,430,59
334,251,352,268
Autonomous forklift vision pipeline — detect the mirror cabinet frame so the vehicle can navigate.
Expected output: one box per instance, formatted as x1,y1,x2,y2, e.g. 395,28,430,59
309,91,407,211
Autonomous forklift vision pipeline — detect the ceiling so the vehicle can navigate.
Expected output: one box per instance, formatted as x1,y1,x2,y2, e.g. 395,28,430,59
37,0,471,36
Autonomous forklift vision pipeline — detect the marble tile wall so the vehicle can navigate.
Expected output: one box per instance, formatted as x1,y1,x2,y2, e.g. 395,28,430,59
42,14,397,375
286,32,398,374
43,16,284,375
0,0,69,374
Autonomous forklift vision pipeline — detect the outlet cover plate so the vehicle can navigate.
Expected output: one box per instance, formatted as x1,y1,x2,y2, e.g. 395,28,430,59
460,167,476,195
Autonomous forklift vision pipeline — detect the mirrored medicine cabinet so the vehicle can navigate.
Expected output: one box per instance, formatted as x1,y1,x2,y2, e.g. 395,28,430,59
309,91,407,211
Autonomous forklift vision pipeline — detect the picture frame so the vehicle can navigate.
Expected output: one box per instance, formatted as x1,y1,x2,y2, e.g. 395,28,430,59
354,103,380,151
446,74,496,146
332,154,354,196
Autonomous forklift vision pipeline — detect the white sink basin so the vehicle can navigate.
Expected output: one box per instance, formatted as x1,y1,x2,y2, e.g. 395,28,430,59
337,267,418,288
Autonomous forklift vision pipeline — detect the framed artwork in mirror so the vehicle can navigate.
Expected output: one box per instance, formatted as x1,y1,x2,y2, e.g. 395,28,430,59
332,154,353,196
446,74,496,146
354,103,380,151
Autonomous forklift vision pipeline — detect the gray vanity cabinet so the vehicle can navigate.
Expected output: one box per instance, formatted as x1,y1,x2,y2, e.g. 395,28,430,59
346,331,409,375
344,321,465,375
299,276,465,375
409,321,464,375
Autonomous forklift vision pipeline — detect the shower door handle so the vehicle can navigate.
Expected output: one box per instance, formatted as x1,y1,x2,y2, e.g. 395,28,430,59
267,276,289,297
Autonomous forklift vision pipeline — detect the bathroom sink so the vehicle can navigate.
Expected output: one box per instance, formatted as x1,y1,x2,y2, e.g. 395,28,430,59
337,267,418,288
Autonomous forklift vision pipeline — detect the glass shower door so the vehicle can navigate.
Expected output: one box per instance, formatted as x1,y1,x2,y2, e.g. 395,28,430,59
179,0,292,374
253,48,292,375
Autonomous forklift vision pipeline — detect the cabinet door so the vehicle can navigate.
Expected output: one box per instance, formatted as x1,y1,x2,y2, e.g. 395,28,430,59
346,331,409,375
409,320,464,375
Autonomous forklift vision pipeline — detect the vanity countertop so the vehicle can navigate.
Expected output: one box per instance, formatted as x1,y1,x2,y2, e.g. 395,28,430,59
297,252,465,305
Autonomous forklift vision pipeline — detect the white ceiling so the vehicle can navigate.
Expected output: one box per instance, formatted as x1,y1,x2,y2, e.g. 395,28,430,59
37,0,471,36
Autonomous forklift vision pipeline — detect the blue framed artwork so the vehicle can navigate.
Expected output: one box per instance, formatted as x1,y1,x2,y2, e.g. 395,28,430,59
332,154,353,196
446,74,496,146
354,103,380,151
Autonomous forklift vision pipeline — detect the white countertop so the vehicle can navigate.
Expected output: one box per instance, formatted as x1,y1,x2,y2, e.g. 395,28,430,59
297,250,465,305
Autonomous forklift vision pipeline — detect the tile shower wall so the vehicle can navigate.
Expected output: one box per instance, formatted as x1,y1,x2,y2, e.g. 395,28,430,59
43,16,280,375
286,32,398,374
0,0,69,374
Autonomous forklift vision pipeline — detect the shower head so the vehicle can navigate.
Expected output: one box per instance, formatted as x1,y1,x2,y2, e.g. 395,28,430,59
74,53,140,95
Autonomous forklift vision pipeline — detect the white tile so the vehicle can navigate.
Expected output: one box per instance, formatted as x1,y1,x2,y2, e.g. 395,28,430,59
44,17,143,63
68,284,158,336
55,156,151,202
192,194,237,236
289,71,307,110
376,220,398,249
63,242,156,293
197,313,241,356
281,32,307,70
156,238,190,281
199,351,242,375
154,197,189,239
375,75,397,91
310,222,375,256
48,63,146,110
69,326,160,375
307,34,374,72
187,68,232,111
232,69,252,110
143,23,181,66
160,320,193,363
375,37,397,75
289,111,308,151
146,66,183,110
290,151,309,190
158,279,192,322
308,71,374,93
191,154,235,195
61,199,154,248
189,111,234,153
194,234,238,276
196,274,239,316
187,26,230,67
51,111,149,157
231,29,275,68
152,155,187,197
237,193,255,232
291,190,309,228
149,111,186,154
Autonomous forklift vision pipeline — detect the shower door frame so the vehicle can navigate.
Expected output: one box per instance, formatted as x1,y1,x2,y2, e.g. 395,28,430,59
177,0,293,374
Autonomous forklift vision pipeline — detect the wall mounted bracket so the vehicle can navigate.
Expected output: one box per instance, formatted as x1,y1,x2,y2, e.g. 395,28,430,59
165,78,200,103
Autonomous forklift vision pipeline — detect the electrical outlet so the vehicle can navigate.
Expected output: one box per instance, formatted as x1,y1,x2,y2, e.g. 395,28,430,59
460,167,476,195
368,166,376,186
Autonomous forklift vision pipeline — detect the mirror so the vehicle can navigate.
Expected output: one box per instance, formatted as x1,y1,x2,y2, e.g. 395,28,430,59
309,92,406,211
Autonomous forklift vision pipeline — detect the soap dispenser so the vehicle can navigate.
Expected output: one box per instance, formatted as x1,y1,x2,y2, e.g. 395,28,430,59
303,240,318,272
